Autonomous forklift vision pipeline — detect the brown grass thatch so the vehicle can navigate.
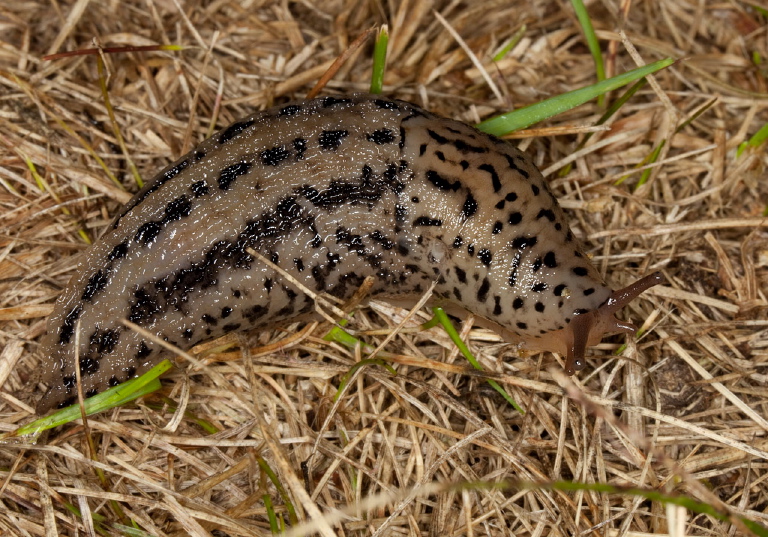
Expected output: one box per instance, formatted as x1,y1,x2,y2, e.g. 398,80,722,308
0,0,767,535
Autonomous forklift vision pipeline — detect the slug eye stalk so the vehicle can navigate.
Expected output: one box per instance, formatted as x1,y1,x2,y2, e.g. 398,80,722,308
564,271,664,375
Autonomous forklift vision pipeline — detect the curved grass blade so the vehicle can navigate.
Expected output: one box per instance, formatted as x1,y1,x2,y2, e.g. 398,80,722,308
477,58,674,136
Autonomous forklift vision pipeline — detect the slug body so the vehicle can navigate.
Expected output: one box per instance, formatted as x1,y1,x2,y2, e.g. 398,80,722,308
37,94,662,413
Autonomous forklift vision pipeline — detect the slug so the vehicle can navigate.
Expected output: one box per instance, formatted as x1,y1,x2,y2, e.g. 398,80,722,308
35,94,663,413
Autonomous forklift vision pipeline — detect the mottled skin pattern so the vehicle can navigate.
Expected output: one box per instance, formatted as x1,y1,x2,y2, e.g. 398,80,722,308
36,94,662,413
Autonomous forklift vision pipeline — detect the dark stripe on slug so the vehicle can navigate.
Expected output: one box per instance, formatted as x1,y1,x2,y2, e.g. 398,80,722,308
82,269,110,301
218,119,255,144
111,159,190,229
427,129,449,144
279,104,301,116
322,96,351,107
296,164,402,209
504,154,530,178
127,196,315,325
478,163,502,192
426,170,461,191
374,99,399,110
58,305,83,345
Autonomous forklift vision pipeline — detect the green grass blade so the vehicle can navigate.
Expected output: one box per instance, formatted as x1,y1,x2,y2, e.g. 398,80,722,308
430,308,524,413
10,360,173,437
571,0,605,105
492,25,526,62
370,25,389,95
477,58,674,136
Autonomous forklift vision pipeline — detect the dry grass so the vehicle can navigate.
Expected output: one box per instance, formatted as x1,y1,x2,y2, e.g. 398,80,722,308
0,0,767,535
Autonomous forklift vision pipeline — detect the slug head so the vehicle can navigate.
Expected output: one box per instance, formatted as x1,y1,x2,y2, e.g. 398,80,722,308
562,271,664,374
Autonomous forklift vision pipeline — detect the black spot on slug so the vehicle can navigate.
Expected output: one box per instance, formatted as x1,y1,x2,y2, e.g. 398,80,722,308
537,208,556,222
461,193,478,221
260,146,290,167
532,282,547,292
374,99,399,110
554,284,567,296
492,221,503,234
367,128,396,144
191,180,209,197
135,221,162,244
511,236,537,250
513,297,524,309
477,277,490,303
508,212,522,225
108,241,129,261
80,356,99,375
219,162,253,189
477,248,492,266
455,266,467,283
413,216,442,226
163,195,192,222
544,251,557,268
293,138,307,160
136,341,152,360
572,267,589,277
219,119,255,144
318,130,349,150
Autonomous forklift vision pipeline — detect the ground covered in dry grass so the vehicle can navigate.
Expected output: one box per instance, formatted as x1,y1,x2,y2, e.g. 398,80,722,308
0,0,767,535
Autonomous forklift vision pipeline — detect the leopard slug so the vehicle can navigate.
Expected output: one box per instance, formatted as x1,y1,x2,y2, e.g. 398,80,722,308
36,94,663,413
